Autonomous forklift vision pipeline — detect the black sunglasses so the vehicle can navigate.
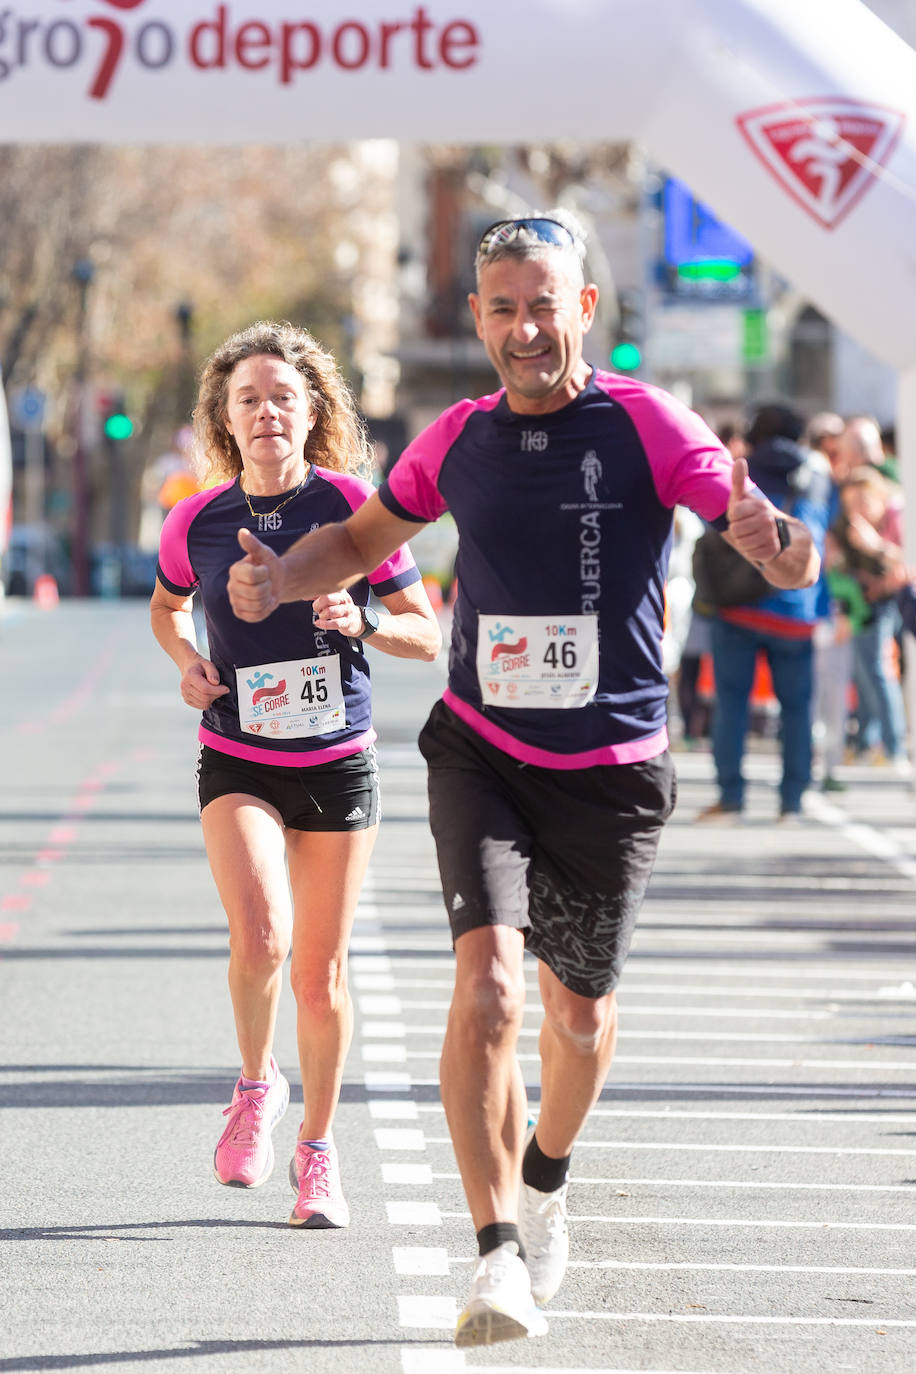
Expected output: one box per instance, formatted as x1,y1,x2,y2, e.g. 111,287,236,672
477,217,577,255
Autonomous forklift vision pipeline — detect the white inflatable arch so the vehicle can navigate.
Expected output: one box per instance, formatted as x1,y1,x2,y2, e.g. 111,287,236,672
4,0,916,552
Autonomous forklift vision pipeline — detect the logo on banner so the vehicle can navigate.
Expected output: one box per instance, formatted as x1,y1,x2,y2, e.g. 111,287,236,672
9,3,480,102
736,97,905,230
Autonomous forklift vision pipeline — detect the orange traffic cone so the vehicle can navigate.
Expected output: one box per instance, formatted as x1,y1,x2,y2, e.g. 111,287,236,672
33,574,59,609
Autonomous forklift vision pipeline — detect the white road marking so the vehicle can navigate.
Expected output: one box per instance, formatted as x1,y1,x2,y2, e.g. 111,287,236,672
393,1246,450,1276
439,1209,916,1231
547,1310,916,1328
353,973,397,990
584,1106,916,1125
363,1071,412,1091
358,994,403,1015
369,1099,419,1120
349,954,392,973
426,1134,915,1157
375,1127,427,1151
400,1347,465,1373
397,1295,458,1330
387,1200,442,1225
361,1021,407,1037
362,1044,408,1061
806,791,916,883
566,1260,916,1276
383,1163,434,1185
432,1169,915,1193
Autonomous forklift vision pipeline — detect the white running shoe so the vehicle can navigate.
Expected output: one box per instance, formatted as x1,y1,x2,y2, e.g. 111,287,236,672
454,1242,548,1346
518,1126,570,1305
519,1177,570,1304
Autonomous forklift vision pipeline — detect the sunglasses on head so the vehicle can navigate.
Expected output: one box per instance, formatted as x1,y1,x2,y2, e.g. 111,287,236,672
477,217,577,255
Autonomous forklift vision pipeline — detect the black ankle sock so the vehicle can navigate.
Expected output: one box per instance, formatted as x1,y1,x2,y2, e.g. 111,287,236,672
477,1222,526,1262
522,1131,572,1194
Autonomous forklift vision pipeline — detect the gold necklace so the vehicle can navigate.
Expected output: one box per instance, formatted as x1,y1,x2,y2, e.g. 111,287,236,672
241,471,307,520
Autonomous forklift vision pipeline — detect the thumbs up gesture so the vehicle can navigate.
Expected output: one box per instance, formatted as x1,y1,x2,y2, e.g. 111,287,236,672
725,457,781,563
228,527,287,621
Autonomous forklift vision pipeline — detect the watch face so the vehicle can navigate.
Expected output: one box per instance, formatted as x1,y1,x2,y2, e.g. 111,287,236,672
361,606,380,635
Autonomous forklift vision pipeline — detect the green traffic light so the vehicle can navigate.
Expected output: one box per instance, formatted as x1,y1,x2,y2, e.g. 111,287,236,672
104,413,134,441
610,341,642,371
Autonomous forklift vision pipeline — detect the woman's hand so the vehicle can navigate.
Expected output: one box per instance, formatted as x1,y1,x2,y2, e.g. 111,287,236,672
312,590,364,637
180,656,229,710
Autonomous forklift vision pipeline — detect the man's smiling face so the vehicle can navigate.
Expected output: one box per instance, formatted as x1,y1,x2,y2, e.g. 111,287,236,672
468,255,597,415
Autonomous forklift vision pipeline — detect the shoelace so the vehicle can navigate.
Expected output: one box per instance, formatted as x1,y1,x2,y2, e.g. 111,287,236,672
221,1088,265,1146
297,1148,331,1198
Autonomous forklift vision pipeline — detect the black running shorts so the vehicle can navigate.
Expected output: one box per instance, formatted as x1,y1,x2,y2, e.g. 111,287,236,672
196,744,379,832
417,700,676,999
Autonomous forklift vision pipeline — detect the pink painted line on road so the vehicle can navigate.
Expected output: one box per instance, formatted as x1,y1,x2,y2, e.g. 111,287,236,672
17,632,119,737
49,825,78,844
1,894,31,912
20,871,51,888
35,848,65,864
0,922,19,941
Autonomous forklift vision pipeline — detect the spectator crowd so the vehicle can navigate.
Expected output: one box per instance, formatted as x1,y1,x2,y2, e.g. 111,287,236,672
667,406,912,817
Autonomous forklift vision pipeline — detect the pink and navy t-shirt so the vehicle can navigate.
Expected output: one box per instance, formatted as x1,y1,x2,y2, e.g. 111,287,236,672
378,369,735,769
156,464,420,766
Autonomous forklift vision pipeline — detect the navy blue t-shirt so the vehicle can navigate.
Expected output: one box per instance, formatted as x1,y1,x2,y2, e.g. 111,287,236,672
157,465,420,765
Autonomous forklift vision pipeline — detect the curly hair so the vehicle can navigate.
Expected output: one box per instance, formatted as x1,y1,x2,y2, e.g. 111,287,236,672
192,320,371,484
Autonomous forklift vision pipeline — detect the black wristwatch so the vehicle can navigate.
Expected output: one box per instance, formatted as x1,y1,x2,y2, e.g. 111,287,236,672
357,605,380,639
774,517,791,553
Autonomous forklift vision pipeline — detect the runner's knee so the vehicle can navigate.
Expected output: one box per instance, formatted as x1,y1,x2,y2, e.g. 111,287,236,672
543,988,617,1056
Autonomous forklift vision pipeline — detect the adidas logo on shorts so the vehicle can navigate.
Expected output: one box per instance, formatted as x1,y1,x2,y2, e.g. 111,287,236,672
345,806,365,822
451,892,465,911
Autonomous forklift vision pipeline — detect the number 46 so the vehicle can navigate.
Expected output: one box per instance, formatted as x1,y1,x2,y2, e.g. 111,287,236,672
544,642,576,669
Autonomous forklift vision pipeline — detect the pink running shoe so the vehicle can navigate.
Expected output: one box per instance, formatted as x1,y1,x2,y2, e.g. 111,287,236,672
288,1139,350,1228
213,1060,289,1188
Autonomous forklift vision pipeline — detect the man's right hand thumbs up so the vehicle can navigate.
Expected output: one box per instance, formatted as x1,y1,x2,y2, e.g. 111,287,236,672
228,527,286,621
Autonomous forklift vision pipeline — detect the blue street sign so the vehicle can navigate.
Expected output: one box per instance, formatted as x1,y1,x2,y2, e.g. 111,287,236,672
11,386,46,432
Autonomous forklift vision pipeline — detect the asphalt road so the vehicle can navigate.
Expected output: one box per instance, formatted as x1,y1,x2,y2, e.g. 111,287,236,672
1,597,915,1374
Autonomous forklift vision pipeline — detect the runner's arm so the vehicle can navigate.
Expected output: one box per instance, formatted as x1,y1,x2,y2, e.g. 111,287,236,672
311,581,442,662
721,458,820,589
150,578,229,708
228,492,427,623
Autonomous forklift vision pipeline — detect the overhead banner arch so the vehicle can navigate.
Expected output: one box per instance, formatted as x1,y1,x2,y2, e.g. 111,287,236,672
4,0,915,371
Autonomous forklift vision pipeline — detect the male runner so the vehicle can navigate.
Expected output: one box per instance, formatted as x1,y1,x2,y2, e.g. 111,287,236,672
227,210,819,1346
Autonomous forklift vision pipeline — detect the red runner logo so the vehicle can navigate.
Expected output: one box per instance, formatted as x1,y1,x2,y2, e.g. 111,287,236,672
736,97,904,230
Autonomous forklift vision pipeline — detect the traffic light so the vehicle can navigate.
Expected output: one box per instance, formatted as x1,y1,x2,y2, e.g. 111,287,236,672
610,288,643,372
103,395,134,442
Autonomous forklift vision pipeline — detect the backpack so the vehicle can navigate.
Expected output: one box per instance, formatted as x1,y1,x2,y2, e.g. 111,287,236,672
691,531,769,610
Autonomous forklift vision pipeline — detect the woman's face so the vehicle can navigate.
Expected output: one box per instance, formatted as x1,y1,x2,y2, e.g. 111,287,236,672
224,354,314,471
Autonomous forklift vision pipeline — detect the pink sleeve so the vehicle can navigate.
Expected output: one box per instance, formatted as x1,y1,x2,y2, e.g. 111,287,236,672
313,467,419,587
384,395,501,522
595,373,735,522
156,487,227,590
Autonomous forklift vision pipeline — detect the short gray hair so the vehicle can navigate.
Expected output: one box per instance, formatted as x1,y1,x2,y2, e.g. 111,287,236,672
474,206,588,284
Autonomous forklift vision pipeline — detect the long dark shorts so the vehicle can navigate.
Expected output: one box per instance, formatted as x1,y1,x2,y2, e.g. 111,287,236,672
418,700,676,999
196,744,379,832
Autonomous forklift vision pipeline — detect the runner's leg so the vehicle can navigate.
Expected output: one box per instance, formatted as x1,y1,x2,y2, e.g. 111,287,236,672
285,825,377,1140
201,794,292,1081
536,968,618,1159
440,923,528,1230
